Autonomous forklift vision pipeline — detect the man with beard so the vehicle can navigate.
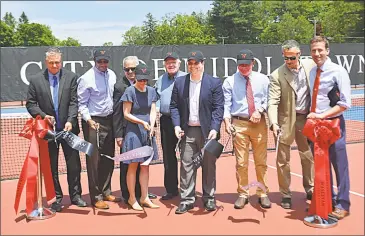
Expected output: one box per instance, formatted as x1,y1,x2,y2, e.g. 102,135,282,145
155,52,187,200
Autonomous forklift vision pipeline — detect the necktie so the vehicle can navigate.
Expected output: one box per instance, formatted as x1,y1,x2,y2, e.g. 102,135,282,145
52,75,60,130
246,76,255,117
310,68,322,112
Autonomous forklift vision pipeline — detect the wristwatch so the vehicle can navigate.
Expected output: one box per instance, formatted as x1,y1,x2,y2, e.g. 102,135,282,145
257,107,265,114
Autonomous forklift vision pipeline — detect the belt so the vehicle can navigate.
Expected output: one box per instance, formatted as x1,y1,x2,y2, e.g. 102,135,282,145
232,116,250,121
91,114,113,120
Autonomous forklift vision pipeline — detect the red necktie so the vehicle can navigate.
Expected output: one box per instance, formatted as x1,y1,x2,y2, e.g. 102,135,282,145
310,68,322,112
246,76,255,117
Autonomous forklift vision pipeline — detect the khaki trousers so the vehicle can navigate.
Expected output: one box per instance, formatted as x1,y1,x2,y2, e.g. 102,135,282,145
232,117,269,197
275,113,314,198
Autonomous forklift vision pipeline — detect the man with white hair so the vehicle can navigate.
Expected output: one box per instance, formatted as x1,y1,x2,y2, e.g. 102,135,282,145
155,52,187,200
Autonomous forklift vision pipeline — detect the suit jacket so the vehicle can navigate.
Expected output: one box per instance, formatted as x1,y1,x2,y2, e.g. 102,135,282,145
112,76,129,139
26,68,80,134
170,73,224,140
267,59,315,145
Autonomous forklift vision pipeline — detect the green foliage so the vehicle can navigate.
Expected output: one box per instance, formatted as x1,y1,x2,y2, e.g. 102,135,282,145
19,12,29,24
121,26,145,45
15,23,57,46
57,37,82,46
103,42,113,46
2,12,16,31
142,13,157,45
0,20,14,46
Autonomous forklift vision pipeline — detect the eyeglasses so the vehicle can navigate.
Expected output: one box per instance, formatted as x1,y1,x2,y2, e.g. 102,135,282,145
97,60,109,64
123,67,136,72
284,56,297,61
187,61,200,66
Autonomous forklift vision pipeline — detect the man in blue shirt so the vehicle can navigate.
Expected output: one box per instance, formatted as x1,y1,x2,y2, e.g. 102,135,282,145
78,49,120,209
307,36,352,220
155,52,187,200
223,49,271,209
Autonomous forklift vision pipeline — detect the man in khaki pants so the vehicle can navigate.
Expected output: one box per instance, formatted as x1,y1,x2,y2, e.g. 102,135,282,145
223,49,271,209
268,40,315,209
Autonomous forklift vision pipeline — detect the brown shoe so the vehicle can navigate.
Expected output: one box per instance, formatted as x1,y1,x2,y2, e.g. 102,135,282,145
330,207,350,220
94,200,109,209
234,196,249,209
103,195,121,202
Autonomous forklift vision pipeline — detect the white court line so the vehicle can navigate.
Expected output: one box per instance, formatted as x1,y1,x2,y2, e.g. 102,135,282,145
248,159,365,198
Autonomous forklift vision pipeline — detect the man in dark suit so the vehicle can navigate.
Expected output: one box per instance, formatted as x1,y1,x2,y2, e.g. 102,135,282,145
113,56,157,203
170,50,224,214
26,47,86,212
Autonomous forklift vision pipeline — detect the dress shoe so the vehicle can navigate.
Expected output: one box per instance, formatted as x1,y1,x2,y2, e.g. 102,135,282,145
234,196,249,209
71,198,87,207
281,198,292,209
330,207,350,220
128,200,143,211
175,203,194,214
161,192,179,200
204,200,216,211
103,195,121,202
94,200,109,209
50,202,63,212
306,192,313,201
148,193,157,199
140,198,160,209
258,196,271,208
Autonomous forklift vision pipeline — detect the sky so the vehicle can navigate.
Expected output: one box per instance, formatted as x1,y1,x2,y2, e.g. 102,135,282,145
1,1,213,46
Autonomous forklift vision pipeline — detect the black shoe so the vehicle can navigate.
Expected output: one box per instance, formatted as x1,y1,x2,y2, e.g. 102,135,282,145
204,200,216,211
51,202,63,212
148,193,157,199
258,196,271,209
306,192,313,200
161,192,179,200
175,203,194,214
71,198,87,207
281,198,292,209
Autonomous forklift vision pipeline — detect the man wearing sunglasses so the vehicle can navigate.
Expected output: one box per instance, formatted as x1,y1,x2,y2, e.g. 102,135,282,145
170,51,224,214
268,40,315,209
78,49,120,209
155,52,187,201
113,56,157,204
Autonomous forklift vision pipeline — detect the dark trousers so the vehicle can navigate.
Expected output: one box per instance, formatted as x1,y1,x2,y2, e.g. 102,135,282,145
82,116,115,204
48,138,82,203
120,162,141,200
329,115,350,211
160,115,179,194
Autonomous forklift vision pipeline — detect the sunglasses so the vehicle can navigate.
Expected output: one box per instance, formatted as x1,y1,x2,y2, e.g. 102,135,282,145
284,56,297,61
138,79,148,83
123,67,136,72
97,60,109,64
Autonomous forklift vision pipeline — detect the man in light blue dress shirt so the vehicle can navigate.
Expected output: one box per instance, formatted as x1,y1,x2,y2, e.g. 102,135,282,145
307,36,352,220
77,49,120,209
155,52,187,200
223,49,271,209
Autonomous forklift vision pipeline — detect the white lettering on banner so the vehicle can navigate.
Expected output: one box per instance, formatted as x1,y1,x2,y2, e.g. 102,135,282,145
63,61,83,73
20,61,42,85
211,57,218,77
335,55,356,73
223,57,237,77
265,57,272,76
87,61,95,67
358,55,364,73
182,58,188,73
151,59,164,80
254,57,262,73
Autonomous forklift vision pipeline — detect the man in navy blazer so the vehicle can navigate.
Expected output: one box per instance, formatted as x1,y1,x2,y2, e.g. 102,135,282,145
170,50,224,214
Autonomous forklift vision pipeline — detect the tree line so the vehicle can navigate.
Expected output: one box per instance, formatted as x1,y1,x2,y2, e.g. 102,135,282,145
1,1,363,47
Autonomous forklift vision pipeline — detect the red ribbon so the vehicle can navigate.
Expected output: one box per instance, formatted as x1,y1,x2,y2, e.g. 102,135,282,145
302,118,341,220
14,116,56,215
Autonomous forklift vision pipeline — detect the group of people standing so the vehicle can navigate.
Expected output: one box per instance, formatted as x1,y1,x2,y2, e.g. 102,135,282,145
25,35,351,220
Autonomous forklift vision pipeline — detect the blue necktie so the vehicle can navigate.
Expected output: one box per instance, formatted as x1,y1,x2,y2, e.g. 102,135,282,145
52,76,60,130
